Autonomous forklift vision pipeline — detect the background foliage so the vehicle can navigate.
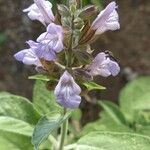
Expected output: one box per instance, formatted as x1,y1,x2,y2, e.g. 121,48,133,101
0,76,150,149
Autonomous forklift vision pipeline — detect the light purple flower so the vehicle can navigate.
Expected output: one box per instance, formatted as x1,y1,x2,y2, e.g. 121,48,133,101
91,1,120,35
89,52,120,77
23,0,55,25
14,40,42,68
36,23,64,61
54,71,81,109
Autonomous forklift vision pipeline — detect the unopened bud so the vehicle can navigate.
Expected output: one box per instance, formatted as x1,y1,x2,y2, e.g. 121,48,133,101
79,5,97,19
57,4,70,17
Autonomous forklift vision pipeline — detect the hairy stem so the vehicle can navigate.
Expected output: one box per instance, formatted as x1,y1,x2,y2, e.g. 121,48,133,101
59,13,75,150
58,108,68,150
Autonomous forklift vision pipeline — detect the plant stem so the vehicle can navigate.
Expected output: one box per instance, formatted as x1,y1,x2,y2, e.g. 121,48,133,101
59,12,75,150
59,108,68,150
48,135,58,149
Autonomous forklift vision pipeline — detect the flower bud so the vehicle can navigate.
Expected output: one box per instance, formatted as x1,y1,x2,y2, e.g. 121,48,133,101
79,5,97,20
57,4,70,17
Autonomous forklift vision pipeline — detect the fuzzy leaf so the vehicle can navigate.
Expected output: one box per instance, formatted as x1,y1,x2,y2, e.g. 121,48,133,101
32,111,72,150
81,111,131,137
77,132,150,150
0,131,33,150
0,92,40,125
99,101,127,125
0,116,33,137
33,80,61,115
119,77,150,122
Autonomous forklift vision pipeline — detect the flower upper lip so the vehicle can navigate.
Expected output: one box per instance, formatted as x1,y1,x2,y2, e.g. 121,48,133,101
23,0,55,25
91,1,120,35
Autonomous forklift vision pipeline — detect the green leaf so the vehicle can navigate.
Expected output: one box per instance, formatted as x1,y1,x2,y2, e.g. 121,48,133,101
29,74,51,81
77,132,150,150
71,109,82,121
0,131,33,150
32,111,72,150
119,76,150,122
0,92,41,125
132,93,150,112
99,101,127,125
137,126,150,136
33,80,61,115
0,116,34,150
0,116,33,137
81,111,131,137
91,0,103,10
83,81,106,91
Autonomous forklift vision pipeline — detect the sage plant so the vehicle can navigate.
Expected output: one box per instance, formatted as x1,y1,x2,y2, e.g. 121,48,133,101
14,0,120,149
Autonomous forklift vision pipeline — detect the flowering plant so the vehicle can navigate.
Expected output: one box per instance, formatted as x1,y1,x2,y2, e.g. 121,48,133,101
14,0,120,149
0,1,150,149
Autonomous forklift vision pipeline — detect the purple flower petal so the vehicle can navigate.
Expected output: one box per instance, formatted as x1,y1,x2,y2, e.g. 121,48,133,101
23,0,54,25
14,48,42,67
107,60,120,76
36,23,64,60
35,44,57,61
14,40,42,68
34,0,55,23
92,1,120,34
54,71,81,109
89,52,120,77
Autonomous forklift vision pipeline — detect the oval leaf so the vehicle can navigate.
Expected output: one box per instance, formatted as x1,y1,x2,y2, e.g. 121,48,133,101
119,77,150,122
0,116,33,137
0,92,41,125
77,132,150,150
33,80,61,115
0,130,33,150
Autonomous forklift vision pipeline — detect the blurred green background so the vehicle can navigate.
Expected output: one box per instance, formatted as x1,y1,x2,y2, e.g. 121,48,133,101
0,0,149,124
